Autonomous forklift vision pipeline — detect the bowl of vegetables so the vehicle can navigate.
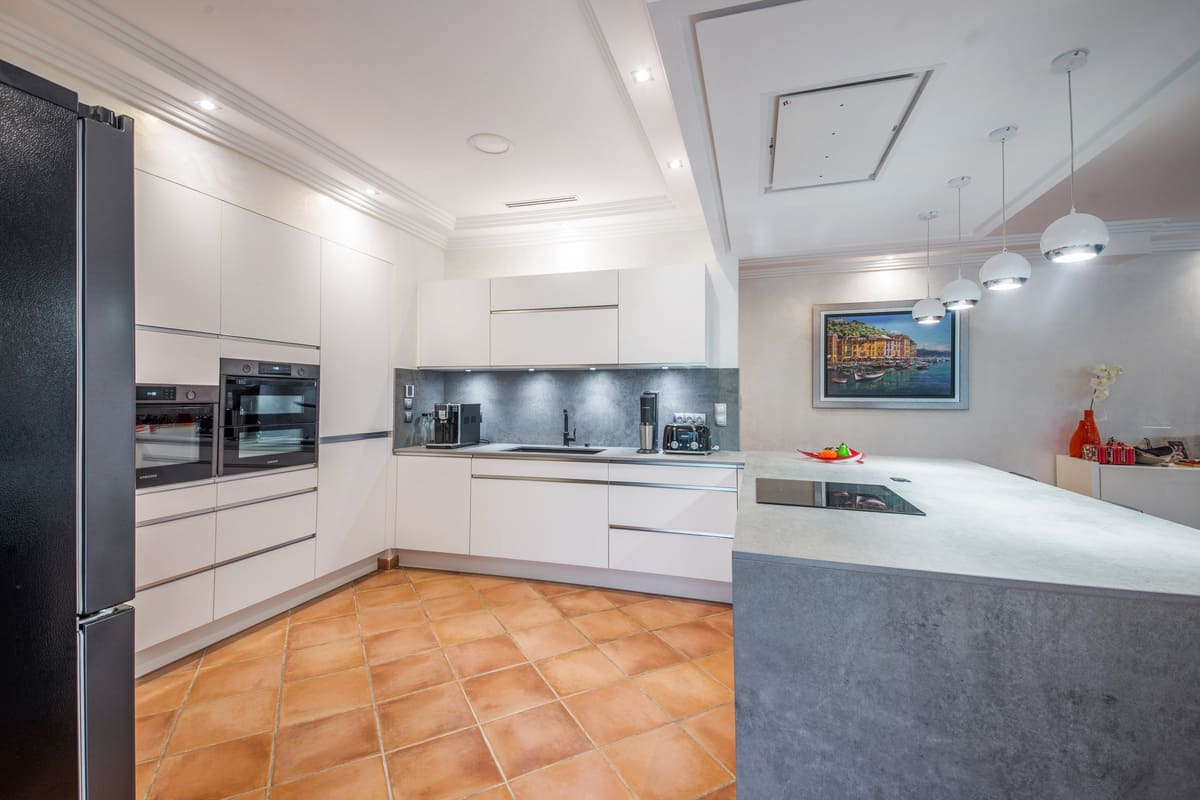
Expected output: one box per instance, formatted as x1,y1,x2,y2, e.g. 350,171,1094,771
797,443,864,463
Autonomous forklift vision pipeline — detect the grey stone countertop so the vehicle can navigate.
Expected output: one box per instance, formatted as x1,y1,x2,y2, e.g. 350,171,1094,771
736,452,1200,598
393,442,745,467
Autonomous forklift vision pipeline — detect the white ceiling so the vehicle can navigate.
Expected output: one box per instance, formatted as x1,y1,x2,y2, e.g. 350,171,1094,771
650,0,1200,260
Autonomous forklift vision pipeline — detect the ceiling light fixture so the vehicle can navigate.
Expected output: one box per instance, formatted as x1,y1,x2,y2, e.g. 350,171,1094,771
468,133,513,155
195,98,219,111
631,66,654,84
980,126,1032,291
666,159,686,170
527,368,535,372
365,187,380,197
912,211,945,325
941,176,981,310
1040,49,1108,263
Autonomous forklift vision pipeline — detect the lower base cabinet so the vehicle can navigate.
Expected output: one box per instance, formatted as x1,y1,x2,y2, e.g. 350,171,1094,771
130,572,215,652
396,456,472,554
609,529,733,583
316,438,391,575
469,477,609,568
214,538,316,619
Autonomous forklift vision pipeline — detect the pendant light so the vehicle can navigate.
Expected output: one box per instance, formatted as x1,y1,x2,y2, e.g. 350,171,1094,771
912,211,945,324
941,176,981,310
1040,48,1109,262
980,126,1032,290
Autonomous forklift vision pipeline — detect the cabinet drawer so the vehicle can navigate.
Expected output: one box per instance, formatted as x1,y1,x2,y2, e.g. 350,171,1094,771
490,308,618,366
610,485,737,536
131,571,215,651
216,467,318,506
491,270,618,311
213,538,316,619
610,463,737,489
136,514,216,587
470,478,608,568
216,492,317,562
609,529,732,583
136,483,217,524
472,458,608,482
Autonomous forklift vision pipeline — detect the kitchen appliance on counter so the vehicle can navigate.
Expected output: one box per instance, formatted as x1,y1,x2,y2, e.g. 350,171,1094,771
1,60,136,798
756,478,925,516
135,384,219,488
663,423,714,454
427,403,482,448
638,391,659,454
219,358,319,475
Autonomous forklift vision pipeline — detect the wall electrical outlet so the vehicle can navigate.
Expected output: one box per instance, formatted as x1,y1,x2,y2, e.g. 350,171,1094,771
714,403,728,426
673,412,707,425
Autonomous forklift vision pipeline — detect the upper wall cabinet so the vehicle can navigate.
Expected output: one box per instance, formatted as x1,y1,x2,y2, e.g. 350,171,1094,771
320,241,392,436
419,279,491,368
619,264,707,366
134,172,221,333
491,270,617,311
491,308,619,366
220,205,321,346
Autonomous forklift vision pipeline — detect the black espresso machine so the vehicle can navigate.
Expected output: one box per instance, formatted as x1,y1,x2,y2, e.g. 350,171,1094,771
427,403,482,448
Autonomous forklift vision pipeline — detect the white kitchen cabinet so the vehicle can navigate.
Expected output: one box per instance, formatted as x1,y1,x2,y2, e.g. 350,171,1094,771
618,264,707,365
395,456,472,554
470,476,609,568
131,572,215,651
216,466,318,506
1056,455,1200,528
220,204,321,345
419,279,491,367
214,538,316,619
609,485,737,536
134,172,222,333
490,270,618,311
135,514,216,588
490,308,618,366
135,329,221,386
135,483,217,524
316,438,390,575
609,463,738,489
609,529,732,582
216,491,317,562
320,241,392,435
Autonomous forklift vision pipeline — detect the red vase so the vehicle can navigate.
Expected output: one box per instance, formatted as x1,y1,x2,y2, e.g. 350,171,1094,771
1068,409,1102,458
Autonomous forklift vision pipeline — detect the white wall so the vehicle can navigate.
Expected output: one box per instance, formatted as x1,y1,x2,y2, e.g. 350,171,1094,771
739,252,1200,481
444,228,738,367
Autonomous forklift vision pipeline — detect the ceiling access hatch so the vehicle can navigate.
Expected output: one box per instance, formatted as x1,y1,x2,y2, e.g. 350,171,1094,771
768,72,929,192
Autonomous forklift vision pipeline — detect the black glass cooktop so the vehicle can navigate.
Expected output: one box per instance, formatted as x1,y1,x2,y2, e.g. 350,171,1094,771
755,478,925,516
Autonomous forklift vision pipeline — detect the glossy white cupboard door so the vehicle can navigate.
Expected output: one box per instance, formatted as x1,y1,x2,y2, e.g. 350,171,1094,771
213,538,316,619
395,456,472,554
220,204,321,345
131,572,215,651
490,308,618,366
315,439,390,575
609,529,732,582
135,514,216,588
418,279,491,367
609,485,737,536
469,477,608,568
320,241,392,436
134,172,221,334
215,492,317,562
618,264,707,365
135,329,221,386
490,270,618,310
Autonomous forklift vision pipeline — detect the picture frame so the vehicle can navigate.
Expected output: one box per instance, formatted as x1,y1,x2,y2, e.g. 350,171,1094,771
1167,440,1190,460
812,300,969,410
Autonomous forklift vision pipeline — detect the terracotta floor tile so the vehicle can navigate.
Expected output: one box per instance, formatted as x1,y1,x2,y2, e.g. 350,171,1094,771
168,688,277,753
550,590,616,617
510,751,632,800
698,783,737,800
405,568,459,583
188,654,280,704
682,703,736,771
271,755,389,800
135,669,193,716
135,760,156,800
492,597,564,630
483,702,592,778
355,569,411,590
289,589,356,624
604,725,730,800
462,664,555,721
635,663,732,720
364,623,439,665
510,620,590,661
621,599,693,630
537,647,623,696
564,680,669,745
527,580,578,598
201,618,286,668
465,574,518,591
471,787,512,799
283,638,363,683
135,709,176,763
148,732,272,800
371,649,455,700
356,583,419,609
694,649,735,689
272,707,379,784
705,610,734,637
358,603,428,636
599,633,686,676
140,652,201,680
654,621,733,659
432,611,505,646
669,598,729,619
480,581,541,607
229,792,266,800
571,609,644,643
598,589,654,607
423,591,486,619
413,575,474,600
279,667,372,725
444,634,527,678
386,727,502,800
287,615,359,650
378,682,475,750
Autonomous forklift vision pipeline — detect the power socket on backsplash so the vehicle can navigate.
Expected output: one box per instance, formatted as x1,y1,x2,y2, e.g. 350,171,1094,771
673,412,707,425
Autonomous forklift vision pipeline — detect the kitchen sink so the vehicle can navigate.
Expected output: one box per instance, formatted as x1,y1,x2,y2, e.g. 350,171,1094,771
504,446,607,455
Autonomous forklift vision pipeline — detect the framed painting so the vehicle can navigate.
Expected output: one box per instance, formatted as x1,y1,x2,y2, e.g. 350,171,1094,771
812,300,969,409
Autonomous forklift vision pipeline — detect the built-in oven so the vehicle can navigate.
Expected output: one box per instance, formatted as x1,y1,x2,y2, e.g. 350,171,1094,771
135,384,219,488
218,358,320,476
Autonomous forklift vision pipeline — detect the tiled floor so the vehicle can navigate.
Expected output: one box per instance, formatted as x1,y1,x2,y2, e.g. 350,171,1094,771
135,568,736,800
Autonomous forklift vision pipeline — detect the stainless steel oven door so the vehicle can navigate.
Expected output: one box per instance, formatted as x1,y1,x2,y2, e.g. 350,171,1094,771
223,375,318,428
134,402,217,488
219,422,317,476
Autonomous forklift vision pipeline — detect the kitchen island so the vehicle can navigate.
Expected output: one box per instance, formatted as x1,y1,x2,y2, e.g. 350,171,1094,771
734,453,1200,800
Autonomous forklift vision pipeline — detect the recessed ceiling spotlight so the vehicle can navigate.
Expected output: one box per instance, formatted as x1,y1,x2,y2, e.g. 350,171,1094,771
468,133,513,155
527,368,535,372
666,159,685,170
365,187,380,197
631,66,654,84
195,98,220,111
589,367,597,371
661,366,670,370
465,369,472,373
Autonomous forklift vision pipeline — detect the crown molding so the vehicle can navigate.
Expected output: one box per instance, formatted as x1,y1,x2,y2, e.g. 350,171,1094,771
455,196,675,230
447,213,709,250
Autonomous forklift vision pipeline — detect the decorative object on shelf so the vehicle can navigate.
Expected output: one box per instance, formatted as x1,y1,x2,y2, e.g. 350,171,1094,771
813,299,969,410
1167,440,1190,461
911,211,945,324
941,176,982,310
1069,411,1101,459
980,126,1032,290
1068,363,1121,457
1134,438,1176,466
1082,438,1137,465
1040,49,1110,263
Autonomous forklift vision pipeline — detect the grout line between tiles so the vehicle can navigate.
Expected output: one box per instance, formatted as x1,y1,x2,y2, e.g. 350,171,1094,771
140,649,203,800
263,609,291,798
355,579,398,800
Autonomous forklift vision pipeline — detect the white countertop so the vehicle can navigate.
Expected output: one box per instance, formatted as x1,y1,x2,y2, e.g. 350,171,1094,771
735,452,1200,598
393,442,745,467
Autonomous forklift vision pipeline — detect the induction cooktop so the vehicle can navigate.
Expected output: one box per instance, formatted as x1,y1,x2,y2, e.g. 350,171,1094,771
755,478,925,516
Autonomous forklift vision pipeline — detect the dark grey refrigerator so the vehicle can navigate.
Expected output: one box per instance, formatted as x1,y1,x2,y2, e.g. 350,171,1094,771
0,59,136,799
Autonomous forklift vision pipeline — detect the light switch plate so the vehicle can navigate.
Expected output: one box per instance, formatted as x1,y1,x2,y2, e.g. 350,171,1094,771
673,412,707,425
404,384,415,398
404,410,414,423
714,403,728,426
404,397,413,410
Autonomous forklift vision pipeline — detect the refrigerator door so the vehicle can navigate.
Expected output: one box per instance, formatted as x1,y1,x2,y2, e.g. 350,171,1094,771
79,607,135,800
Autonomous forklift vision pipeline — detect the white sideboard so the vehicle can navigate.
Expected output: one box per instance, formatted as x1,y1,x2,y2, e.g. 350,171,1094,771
1055,455,1200,529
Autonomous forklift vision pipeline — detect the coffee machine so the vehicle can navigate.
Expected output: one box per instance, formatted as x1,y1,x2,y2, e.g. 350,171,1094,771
638,392,659,453
427,403,482,448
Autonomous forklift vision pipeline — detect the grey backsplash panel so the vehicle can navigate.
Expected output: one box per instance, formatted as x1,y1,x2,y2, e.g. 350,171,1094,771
394,368,739,451
392,368,445,448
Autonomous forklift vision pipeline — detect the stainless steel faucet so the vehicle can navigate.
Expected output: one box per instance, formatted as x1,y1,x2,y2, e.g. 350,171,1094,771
562,408,576,447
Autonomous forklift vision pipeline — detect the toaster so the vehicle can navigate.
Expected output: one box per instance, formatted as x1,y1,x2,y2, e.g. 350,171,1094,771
662,424,713,454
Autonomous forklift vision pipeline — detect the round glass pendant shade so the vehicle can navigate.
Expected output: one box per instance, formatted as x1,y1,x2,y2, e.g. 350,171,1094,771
1040,211,1109,263
912,296,946,324
941,277,981,310
980,250,1032,290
